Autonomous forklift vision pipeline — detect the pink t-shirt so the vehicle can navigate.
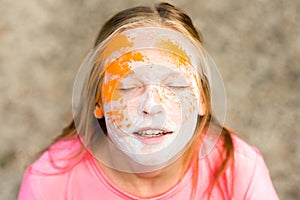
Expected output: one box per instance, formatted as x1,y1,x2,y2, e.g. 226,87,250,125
18,134,279,199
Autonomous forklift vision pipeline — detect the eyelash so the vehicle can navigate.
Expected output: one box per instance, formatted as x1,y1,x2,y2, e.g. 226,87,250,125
118,85,189,92
119,86,142,91
165,85,189,89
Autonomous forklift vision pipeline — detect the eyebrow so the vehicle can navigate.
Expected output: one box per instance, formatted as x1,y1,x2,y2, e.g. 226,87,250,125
162,72,187,82
121,70,187,83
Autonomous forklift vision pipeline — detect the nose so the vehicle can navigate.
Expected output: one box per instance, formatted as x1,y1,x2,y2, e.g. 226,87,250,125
139,84,164,116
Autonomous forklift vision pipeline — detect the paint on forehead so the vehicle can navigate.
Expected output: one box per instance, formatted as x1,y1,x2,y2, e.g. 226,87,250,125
156,40,200,89
157,50,201,98
102,34,134,60
102,51,145,103
158,39,190,65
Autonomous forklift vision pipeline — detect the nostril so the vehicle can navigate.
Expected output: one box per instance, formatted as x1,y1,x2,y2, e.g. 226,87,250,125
141,105,164,116
142,110,149,115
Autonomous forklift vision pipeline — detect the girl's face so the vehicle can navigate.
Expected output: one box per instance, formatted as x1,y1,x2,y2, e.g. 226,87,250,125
99,49,204,165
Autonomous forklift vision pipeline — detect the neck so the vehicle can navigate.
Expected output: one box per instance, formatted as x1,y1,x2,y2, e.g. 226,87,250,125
99,156,186,198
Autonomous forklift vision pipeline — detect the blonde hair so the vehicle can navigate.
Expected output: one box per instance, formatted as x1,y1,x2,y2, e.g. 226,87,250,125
50,2,234,199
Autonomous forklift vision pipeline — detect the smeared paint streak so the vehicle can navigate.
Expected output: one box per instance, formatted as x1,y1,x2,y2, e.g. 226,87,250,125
102,34,134,60
158,39,190,66
102,52,145,103
193,74,201,90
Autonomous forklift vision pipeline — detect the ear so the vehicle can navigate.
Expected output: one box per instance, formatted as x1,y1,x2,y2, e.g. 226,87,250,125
198,93,206,116
94,104,103,119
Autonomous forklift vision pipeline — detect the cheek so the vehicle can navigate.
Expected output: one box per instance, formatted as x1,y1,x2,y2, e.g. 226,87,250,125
163,92,182,122
103,98,131,130
179,90,199,122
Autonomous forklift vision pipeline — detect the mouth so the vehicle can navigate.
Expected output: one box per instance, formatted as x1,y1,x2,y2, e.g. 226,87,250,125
133,129,173,137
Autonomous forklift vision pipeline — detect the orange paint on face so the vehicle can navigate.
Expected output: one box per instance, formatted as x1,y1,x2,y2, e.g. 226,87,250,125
157,41,199,94
102,52,145,103
106,109,124,125
117,124,122,129
101,34,134,60
158,39,190,67
192,74,201,91
105,103,129,129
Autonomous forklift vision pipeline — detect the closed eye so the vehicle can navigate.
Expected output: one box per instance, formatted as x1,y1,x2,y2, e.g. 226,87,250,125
165,84,189,89
119,85,143,91
119,87,136,91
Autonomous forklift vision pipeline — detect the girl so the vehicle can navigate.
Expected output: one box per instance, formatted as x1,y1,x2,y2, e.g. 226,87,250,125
19,2,279,199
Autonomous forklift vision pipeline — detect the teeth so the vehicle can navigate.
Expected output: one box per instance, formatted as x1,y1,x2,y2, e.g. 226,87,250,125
134,129,171,137
141,130,161,135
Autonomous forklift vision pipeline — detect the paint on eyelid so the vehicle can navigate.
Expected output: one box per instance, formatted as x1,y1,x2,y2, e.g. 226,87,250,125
102,52,145,103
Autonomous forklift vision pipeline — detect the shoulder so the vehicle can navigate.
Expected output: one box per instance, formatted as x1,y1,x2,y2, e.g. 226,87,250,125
230,133,269,179
229,133,266,179
18,137,89,199
202,132,262,168
202,133,263,185
30,137,86,175
231,134,262,160
229,134,279,199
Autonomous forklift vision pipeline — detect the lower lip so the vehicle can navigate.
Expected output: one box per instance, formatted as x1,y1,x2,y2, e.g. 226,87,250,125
134,134,168,145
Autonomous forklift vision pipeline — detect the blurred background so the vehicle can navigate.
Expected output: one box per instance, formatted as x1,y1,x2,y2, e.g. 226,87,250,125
0,0,299,199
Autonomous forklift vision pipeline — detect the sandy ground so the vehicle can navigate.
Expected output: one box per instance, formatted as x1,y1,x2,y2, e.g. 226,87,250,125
0,0,299,199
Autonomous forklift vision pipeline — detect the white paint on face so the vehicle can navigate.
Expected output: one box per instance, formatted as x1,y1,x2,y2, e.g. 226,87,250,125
102,50,201,165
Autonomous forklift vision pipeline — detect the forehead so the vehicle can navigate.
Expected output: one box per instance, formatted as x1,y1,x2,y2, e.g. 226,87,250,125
100,27,201,73
103,49,199,81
